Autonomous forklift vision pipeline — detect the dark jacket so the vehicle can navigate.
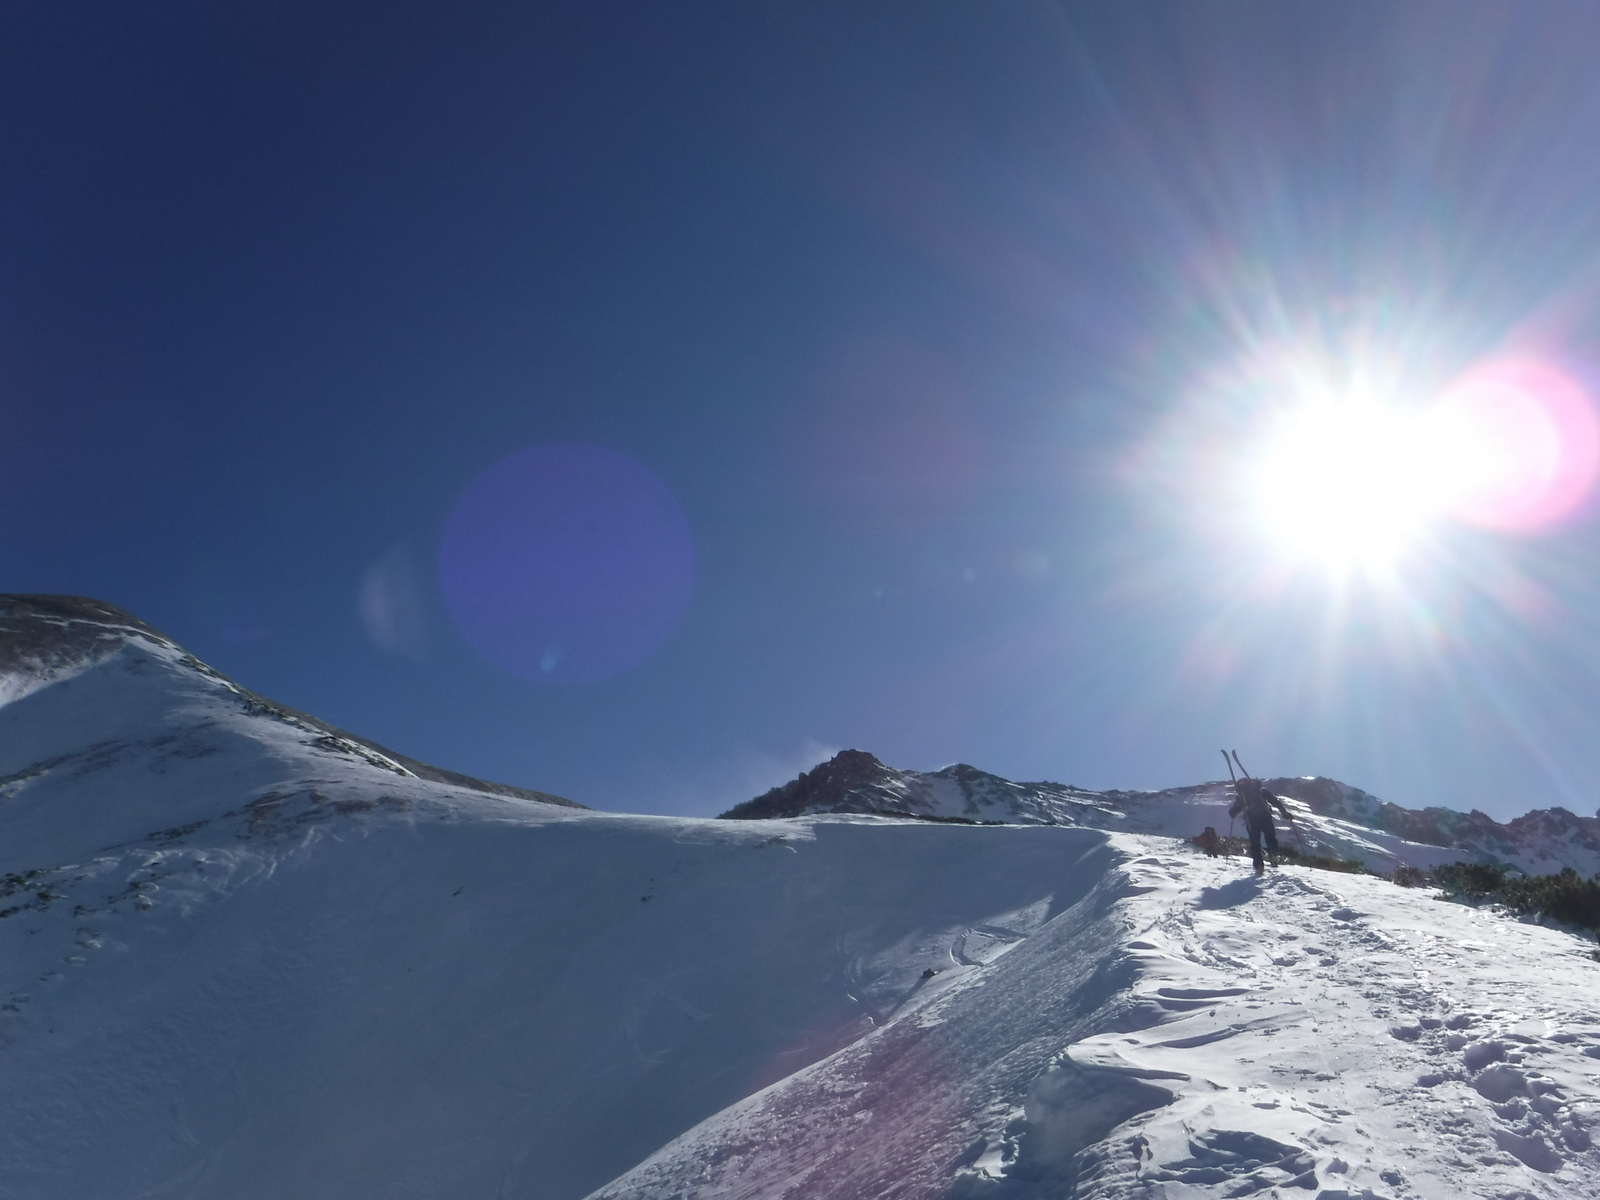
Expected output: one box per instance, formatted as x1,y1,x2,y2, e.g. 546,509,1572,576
1228,778,1293,825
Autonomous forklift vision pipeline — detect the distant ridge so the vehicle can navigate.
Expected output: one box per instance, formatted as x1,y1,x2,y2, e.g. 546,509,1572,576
0,594,583,810
723,748,1600,877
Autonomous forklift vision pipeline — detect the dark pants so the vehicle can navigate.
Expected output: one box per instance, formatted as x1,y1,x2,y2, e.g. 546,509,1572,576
1246,814,1278,871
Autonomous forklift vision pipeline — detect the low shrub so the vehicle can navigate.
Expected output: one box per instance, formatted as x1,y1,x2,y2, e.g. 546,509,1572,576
1428,861,1600,939
1433,861,1510,899
1498,866,1600,932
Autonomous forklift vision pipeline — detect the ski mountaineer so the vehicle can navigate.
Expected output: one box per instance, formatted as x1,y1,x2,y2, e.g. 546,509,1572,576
1223,750,1296,876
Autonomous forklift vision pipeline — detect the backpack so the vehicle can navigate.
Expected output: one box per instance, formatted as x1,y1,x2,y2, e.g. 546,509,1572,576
1232,777,1274,821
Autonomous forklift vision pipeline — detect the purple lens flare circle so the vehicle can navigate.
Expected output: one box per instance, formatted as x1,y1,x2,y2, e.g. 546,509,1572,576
439,444,696,684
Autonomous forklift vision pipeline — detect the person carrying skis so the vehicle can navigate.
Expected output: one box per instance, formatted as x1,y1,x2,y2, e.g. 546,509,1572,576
1224,751,1296,876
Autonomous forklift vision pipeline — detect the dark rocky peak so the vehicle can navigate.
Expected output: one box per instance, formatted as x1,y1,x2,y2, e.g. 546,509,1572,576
0,594,182,681
720,750,1117,825
721,750,913,819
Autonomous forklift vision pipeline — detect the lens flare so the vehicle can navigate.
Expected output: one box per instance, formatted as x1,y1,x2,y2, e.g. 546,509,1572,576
1422,359,1600,532
439,444,695,684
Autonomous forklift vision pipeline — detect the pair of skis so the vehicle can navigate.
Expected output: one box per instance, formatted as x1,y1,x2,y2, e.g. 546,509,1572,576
1221,749,1247,839
1220,748,1302,854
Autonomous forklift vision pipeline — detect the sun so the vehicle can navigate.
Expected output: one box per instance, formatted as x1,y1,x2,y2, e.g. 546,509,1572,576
1248,398,1439,573
1243,358,1600,575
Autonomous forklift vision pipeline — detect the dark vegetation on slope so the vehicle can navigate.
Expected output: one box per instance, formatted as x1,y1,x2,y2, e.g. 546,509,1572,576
1395,861,1600,938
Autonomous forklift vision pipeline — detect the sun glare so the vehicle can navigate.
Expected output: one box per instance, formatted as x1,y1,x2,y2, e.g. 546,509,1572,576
1245,357,1600,574
1251,400,1431,571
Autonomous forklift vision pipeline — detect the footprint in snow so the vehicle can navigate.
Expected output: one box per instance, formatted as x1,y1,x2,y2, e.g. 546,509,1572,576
1141,1128,1318,1192
1403,1022,1591,1174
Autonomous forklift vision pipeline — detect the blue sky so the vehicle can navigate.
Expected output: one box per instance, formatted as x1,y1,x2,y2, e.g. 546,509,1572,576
7,1,1600,820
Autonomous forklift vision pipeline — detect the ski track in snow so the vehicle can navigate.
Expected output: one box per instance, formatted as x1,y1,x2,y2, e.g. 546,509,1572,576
3,606,1600,1200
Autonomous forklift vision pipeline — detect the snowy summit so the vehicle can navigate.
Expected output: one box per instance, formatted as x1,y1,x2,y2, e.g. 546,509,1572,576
2,595,1598,1200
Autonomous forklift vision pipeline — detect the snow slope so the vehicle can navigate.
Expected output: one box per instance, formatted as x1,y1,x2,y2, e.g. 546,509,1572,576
3,596,1599,1199
599,838,1600,1199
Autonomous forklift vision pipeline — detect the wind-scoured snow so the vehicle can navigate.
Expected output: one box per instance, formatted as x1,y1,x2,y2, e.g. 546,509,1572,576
599,838,1600,1199
3,596,1599,1199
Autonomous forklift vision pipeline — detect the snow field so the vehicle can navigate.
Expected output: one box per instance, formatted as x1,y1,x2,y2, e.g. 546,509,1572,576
4,625,1600,1199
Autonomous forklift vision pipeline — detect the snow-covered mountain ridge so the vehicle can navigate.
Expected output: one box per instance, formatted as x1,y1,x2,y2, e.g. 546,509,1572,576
724,749,1600,877
0,594,581,828
4,596,1599,1200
